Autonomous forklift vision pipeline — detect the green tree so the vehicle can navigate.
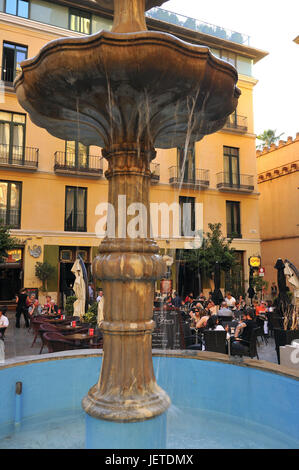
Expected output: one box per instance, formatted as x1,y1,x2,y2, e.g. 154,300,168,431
0,224,19,263
35,261,55,292
181,223,237,280
256,129,284,150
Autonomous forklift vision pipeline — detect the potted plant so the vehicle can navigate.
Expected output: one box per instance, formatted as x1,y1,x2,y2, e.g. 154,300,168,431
274,305,299,364
35,261,55,292
83,302,98,328
64,295,77,316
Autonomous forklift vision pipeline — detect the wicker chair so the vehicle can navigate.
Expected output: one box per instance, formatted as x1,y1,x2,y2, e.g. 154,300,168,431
43,332,82,353
30,317,50,347
38,323,59,354
203,330,227,354
231,327,259,359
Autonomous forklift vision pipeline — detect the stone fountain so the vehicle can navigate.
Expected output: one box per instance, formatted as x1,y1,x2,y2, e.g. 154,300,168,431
15,0,240,437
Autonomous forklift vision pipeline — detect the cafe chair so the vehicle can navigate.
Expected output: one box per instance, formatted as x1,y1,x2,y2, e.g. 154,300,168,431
230,327,260,360
38,323,60,354
43,332,82,353
203,330,227,354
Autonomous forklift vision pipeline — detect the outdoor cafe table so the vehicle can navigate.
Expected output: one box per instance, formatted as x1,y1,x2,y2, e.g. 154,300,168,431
65,333,95,346
55,325,86,332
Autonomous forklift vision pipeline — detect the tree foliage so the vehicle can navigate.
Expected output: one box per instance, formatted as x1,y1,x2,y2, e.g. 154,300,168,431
0,224,19,263
35,261,55,291
256,129,284,150
181,223,237,279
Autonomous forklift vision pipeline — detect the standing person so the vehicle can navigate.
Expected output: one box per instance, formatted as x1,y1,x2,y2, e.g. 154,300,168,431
88,283,94,303
271,282,278,301
172,292,182,308
15,288,30,328
0,306,9,338
97,289,104,327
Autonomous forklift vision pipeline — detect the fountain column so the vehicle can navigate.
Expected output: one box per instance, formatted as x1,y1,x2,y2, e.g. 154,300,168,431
82,143,170,422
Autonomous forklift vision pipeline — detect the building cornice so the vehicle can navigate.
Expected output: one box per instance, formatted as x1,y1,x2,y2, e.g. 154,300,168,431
258,160,298,184
0,12,85,38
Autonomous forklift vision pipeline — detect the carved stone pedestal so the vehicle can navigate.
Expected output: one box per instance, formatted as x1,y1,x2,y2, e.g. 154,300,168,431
82,145,171,422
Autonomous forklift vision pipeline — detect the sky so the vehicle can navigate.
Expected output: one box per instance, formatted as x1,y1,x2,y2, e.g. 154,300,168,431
163,0,299,140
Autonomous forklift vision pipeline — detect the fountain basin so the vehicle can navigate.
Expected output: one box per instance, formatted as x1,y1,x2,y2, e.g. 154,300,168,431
0,351,298,449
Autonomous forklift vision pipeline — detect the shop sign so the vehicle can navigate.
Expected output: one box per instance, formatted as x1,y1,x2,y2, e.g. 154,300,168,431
259,267,265,277
249,256,261,268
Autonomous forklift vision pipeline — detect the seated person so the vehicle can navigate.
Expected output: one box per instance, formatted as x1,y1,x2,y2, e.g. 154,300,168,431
195,311,210,330
224,292,236,309
207,300,217,316
28,299,42,317
0,306,9,338
184,292,194,304
43,296,58,314
206,315,230,339
218,301,233,318
230,308,256,355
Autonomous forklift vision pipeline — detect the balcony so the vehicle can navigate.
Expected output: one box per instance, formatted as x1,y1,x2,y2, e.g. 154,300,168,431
217,172,254,193
54,151,103,178
0,209,21,229
0,144,38,170
169,167,209,189
146,8,250,45
150,162,160,183
223,114,248,133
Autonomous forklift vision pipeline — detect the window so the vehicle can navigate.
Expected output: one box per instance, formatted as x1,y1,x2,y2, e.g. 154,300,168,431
5,0,29,18
65,141,89,168
69,8,91,34
2,42,27,83
0,180,22,228
177,145,195,182
179,196,195,237
223,146,240,187
226,201,241,238
65,186,87,232
0,111,26,163
221,50,236,67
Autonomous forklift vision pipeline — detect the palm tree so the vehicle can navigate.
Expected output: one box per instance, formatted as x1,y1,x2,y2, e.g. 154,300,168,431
256,129,284,150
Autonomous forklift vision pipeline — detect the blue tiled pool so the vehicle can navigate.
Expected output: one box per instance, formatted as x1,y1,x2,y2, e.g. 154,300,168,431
0,352,298,449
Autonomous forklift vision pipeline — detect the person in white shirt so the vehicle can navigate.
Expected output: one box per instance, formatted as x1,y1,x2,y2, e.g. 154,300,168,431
0,306,9,338
224,292,236,309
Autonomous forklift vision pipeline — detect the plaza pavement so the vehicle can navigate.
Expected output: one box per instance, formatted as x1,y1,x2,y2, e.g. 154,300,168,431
2,310,278,363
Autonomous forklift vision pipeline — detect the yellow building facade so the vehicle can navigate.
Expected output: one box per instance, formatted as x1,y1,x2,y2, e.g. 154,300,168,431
257,135,299,288
0,1,267,305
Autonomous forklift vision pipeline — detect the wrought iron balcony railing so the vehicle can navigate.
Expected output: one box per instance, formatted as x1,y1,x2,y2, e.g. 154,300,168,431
0,144,38,169
1,67,21,84
146,8,250,45
150,162,160,183
169,166,209,188
224,114,248,132
227,223,242,239
217,172,254,192
0,208,21,229
54,151,103,176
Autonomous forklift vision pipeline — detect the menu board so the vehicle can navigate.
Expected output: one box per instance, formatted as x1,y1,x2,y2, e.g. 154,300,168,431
152,308,181,350
25,288,39,299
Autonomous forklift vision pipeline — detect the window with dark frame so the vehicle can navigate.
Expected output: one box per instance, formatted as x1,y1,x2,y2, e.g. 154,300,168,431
2,42,28,83
179,196,195,237
65,141,89,169
177,145,195,182
65,186,87,232
5,0,29,18
69,8,91,34
0,111,26,163
0,180,22,228
226,201,241,238
223,146,240,187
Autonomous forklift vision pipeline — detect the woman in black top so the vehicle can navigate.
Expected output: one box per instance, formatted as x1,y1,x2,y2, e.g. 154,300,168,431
15,288,30,328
